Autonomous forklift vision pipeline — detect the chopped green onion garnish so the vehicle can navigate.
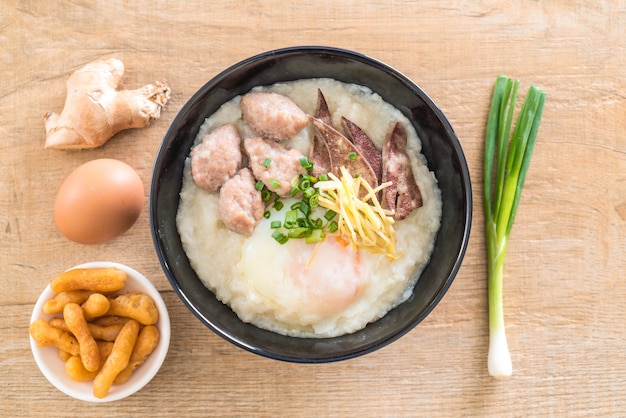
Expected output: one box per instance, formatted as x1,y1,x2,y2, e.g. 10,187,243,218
354,173,360,178
263,158,272,168
284,209,298,228
324,210,337,221
297,217,311,228
255,181,264,191
299,200,310,216
287,227,312,238
303,187,316,199
261,189,271,202
264,171,345,244
300,178,311,190
269,179,281,189
299,157,313,170
271,230,288,244
263,211,271,219
348,152,357,160
305,228,325,244
311,217,323,228
273,200,284,211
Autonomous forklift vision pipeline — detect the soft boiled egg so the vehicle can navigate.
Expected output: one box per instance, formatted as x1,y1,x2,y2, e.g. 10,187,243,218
236,202,366,329
54,159,144,245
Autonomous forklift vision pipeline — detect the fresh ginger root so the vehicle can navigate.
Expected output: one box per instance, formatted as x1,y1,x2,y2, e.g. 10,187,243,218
43,58,170,149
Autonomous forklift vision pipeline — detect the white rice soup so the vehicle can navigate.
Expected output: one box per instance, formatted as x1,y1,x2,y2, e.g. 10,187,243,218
177,78,442,338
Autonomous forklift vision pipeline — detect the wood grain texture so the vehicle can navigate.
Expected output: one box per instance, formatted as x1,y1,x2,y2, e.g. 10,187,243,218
2,0,625,416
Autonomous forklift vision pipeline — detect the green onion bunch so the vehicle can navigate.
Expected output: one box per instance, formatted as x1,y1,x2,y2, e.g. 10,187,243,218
484,75,546,377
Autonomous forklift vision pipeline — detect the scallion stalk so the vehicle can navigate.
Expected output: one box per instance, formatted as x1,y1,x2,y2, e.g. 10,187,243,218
484,75,546,378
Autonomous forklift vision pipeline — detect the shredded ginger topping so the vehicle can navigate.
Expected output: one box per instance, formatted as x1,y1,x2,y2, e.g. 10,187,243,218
315,166,398,259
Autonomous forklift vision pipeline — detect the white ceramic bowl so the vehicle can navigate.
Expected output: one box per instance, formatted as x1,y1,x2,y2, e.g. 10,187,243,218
29,261,171,402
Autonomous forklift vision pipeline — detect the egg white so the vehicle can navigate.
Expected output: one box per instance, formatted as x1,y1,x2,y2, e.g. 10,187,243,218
234,202,366,332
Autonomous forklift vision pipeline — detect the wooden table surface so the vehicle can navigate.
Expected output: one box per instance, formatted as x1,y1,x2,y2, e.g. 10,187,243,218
2,1,625,416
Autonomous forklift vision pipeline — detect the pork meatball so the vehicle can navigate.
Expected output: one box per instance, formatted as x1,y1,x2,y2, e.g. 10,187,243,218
244,137,306,197
240,92,309,142
190,124,242,191
218,168,265,236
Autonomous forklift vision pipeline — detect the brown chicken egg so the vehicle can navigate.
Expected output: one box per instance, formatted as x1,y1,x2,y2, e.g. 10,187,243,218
54,159,145,244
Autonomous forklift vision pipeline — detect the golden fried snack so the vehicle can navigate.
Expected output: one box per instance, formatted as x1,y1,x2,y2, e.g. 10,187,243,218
107,292,159,325
65,341,115,382
113,325,160,385
48,317,67,330
65,355,97,382
90,323,124,342
48,317,124,342
29,319,79,356
81,293,111,321
50,267,126,293
58,349,72,362
91,315,130,327
97,340,115,358
42,290,94,314
63,303,100,373
93,319,140,398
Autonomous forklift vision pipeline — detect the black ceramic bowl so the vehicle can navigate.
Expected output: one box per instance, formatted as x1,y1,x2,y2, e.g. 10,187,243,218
150,46,472,363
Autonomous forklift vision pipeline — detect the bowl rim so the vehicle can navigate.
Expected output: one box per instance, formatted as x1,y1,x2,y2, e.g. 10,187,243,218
29,261,171,402
150,45,472,363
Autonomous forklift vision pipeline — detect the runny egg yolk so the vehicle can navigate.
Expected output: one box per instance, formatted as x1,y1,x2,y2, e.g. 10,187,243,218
238,214,365,322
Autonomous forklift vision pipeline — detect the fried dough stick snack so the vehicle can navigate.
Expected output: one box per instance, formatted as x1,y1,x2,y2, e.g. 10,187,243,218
64,303,100,372
91,315,130,327
65,341,114,382
107,292,159,325
43,290,94,314
51,267,126,293
66,355,98,382
81,293,111,321
94,319,140,398
29,319,80,355
58,349,73,362
114,325,159,384
49,317,124,342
